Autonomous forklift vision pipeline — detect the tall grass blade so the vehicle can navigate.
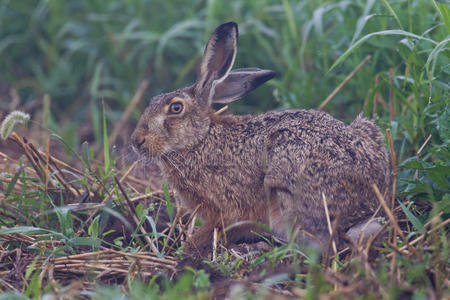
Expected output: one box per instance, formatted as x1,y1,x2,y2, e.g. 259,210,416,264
282,0,299,44
145,215,160,254
163,182,173,222
82,141,92,170
25,265,41,299
432,0,450,33
4,166,24,197
329,30,438,72
425,36,449,80
102,100,110,174
380,0,403,29
42,94,50,145
69,237,101,248
351,14,377,44
90,62,102,97
0,226,65,238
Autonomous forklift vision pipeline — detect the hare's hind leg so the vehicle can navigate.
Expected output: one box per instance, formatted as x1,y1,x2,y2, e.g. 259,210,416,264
264,179,329,250
345,217,384,245
264,161,330,251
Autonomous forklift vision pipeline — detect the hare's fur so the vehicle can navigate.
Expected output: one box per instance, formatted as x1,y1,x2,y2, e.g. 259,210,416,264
131,22,390,252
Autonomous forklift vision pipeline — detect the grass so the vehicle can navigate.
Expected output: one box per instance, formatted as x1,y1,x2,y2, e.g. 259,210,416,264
0,0,449,299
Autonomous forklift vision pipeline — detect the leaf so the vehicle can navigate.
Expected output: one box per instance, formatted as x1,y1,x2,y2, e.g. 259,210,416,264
398,200,425,234
0,226,62,237
88,215,100,238
102,100,110,174
399,157,423,169
25,255,39,280
53,206,74,238
136,202,144,219
401,180,433,195
425,164,450,189
425,37,450,84
193,269,210,289
351,14,378,44
163,182,173,222
439,194,450,213
102,229,115,238
25,267,41,299
91,99,101,143
90,62,102,97
4,166,25,197
145,215,160,254
100,206,133,231
82,141,91,171
379,0,403,29
433,0,450,33
69,237,101,248
437,107,449,141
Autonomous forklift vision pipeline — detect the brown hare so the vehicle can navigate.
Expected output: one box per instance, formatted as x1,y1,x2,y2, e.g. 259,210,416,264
131,22,391,254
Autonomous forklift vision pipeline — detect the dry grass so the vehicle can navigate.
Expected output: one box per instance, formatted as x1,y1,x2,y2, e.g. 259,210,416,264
0,126,448,299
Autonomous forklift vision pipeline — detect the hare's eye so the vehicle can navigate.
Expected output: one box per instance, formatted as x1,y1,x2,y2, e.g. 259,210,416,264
169,102,183,114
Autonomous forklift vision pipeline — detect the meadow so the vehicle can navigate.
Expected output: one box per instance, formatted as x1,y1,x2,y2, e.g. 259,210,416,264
0,0,449,299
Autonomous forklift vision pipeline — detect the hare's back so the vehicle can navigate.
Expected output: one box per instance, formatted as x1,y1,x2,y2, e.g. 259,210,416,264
258,109,369,150
258,109,389,187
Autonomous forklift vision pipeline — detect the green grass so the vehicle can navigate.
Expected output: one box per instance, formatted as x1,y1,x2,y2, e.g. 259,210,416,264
0,0,449,299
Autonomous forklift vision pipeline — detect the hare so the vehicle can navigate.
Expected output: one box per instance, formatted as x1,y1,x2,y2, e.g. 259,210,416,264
131,22,390,254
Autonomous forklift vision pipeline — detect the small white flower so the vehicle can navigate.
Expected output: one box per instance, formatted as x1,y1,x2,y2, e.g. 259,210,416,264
1,111,30,140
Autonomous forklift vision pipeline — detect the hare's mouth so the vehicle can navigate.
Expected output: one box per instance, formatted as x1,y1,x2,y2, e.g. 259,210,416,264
133,145,163,159
131,132,166,157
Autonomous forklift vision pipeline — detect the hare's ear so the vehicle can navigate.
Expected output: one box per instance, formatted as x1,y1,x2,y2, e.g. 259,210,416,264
211,68,276,104
195,22,238,102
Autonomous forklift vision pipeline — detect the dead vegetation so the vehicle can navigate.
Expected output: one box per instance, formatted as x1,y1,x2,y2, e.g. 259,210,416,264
0,119,448,299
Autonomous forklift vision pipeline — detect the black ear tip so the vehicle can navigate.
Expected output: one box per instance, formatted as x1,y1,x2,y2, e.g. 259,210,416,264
260,69,276,81
215,22,238,38
266,70,276,79
225,21,238,27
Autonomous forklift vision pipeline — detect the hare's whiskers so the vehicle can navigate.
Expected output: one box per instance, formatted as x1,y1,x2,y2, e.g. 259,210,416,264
166,150,187,166
161,153,185,177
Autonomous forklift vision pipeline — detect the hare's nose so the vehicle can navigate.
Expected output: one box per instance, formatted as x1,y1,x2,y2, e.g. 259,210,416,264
132,135,146,149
